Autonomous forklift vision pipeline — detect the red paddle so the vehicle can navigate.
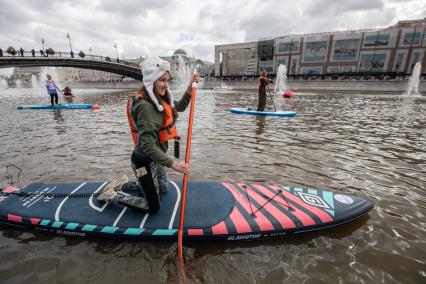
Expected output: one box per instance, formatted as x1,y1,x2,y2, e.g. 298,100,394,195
178,65,200,266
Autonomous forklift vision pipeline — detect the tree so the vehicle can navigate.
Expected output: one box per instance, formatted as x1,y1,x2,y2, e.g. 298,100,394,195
46,48,55,56
105,56,112,62
78,51,86,58
6,46,16,56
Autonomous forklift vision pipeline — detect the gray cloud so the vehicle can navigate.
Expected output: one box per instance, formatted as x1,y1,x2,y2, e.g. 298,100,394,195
304,0,384,17
0,0,424,61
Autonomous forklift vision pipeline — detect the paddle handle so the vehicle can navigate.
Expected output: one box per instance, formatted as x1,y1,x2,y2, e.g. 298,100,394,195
178,66,200,263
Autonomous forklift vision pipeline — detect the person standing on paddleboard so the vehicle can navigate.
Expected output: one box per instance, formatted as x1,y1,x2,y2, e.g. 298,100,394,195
97,56,198,213
45,74,62,106
257,71,273,111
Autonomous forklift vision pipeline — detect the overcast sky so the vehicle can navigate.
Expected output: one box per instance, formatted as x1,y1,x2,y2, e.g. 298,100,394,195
0,0,425,62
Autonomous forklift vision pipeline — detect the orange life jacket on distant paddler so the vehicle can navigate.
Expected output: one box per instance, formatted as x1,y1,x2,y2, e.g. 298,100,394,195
126,92,179,145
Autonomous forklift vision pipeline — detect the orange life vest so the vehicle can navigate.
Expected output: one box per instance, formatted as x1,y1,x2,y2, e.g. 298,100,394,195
126,92,179,145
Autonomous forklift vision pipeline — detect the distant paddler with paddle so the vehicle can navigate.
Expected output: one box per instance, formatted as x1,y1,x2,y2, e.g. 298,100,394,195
97,56,199,214
256,71,274,111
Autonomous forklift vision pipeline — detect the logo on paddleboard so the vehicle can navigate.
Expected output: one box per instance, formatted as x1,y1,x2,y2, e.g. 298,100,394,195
297,192,330,209
334,194,353,204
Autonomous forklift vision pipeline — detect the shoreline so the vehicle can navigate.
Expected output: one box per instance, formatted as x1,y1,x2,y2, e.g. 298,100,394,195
203,79,426,94
2,80,425,95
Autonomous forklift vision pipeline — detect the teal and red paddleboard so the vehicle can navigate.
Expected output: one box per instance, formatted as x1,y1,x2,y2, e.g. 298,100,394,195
0,181,373,240
230,108,297,117
17,103,100,110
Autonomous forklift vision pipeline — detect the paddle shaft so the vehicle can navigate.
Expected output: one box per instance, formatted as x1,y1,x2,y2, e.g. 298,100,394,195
266,85,277,111
178,71,199,263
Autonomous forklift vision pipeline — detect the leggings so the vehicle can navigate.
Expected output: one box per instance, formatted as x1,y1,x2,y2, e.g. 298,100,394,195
112,152,167,213
50,93,58,105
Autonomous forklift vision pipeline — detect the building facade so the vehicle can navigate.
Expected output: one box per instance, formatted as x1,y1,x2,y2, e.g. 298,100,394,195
126,49,215,78
215,18,426,77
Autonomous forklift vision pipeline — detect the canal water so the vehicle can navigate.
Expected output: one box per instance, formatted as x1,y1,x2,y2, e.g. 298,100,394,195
0,86,425,283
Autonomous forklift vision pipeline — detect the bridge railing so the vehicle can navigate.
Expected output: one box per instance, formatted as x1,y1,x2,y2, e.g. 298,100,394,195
0,50,140,68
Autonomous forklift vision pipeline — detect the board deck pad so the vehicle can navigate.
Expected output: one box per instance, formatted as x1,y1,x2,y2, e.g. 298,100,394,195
230,108,297,117
0,181,373,240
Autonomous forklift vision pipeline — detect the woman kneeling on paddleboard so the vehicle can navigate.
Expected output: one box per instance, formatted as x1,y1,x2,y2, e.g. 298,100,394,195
97,56,198,213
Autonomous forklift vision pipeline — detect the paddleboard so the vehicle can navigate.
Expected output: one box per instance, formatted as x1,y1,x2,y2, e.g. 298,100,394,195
0,180,373,241
17,103,99,110
230,108,297,117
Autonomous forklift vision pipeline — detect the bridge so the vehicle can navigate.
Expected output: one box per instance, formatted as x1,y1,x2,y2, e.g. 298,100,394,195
0,52,142,81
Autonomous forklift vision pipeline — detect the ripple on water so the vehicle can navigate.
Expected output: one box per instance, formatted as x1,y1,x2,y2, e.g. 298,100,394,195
0,88,425,283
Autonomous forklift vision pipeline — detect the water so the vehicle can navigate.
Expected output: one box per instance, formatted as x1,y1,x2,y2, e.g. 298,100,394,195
173,54,194,92
213,78,233,91
15,79,22,89
0,67,14,89
31,74,42,89
274,64,288,94
0,86,425,283
405,62,421,96
0,78,7,89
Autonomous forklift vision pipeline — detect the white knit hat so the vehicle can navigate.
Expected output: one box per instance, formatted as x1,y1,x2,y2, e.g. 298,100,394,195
140,56,174,112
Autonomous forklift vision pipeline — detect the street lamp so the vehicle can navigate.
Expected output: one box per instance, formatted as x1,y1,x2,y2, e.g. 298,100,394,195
114,43,119,63
288,38,293,75
407,27,417,73
40,38,46,57
67,33,74,58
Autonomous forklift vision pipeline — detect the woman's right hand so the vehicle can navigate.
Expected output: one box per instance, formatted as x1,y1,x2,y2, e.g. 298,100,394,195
186,74,200,93
171,161,191,174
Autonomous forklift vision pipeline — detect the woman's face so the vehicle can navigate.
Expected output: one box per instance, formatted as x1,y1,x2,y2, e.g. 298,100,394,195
154,72,170,97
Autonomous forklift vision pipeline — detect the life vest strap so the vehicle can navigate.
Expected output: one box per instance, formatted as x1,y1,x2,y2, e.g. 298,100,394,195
159,120,176,131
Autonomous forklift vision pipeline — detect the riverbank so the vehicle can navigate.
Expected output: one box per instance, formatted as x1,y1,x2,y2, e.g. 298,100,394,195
204,79,426,94
3,79,425,95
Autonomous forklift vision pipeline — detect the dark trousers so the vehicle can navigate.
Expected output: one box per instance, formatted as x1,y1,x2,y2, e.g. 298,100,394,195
130,152,161,213
257,86,266,111
50,93,58,105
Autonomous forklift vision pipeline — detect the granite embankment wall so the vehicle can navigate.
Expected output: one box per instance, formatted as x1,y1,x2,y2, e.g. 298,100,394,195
203,79,426,94
14,79,423,94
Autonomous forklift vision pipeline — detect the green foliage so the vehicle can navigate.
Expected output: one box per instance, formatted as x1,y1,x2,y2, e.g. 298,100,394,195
46,48,55,55
6,46,16,55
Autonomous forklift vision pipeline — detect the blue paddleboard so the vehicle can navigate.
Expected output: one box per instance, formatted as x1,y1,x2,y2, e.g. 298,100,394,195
0,180,373,241
17,104,99,110
230,108,297,117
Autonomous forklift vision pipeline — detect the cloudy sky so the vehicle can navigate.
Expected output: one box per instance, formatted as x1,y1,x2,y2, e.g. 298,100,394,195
0,0,425,62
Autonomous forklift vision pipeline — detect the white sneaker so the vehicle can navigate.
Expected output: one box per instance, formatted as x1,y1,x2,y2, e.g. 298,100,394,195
97,175,129,202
